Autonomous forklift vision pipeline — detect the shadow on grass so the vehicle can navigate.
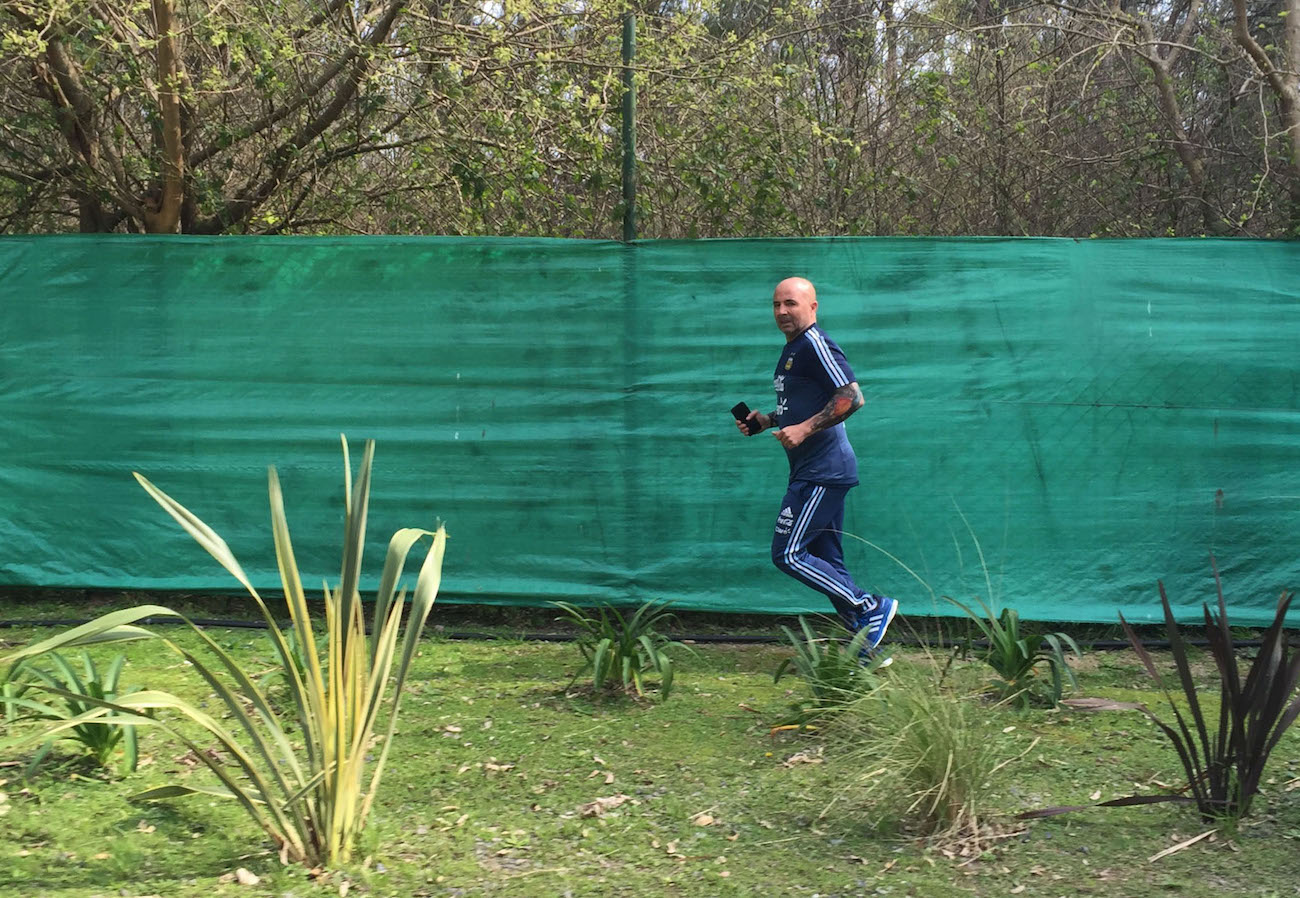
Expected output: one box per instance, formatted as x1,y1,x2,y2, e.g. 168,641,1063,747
0,777,272,894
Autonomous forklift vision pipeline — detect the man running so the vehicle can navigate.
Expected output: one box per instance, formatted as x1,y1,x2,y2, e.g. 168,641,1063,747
734,277,897,651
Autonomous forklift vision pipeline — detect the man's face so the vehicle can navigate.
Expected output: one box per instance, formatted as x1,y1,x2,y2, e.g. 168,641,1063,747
773,281,817,339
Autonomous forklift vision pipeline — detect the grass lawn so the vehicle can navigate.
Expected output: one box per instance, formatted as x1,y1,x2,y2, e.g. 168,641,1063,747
2,600,1300,898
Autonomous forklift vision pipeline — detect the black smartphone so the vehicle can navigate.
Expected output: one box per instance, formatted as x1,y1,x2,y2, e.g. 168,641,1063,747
730,401,761,435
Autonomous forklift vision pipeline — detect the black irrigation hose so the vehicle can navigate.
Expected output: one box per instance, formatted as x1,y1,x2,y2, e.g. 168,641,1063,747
0,616,1268,650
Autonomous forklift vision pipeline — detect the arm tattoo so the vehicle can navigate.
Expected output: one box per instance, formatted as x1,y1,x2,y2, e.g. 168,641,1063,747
807,383,864,434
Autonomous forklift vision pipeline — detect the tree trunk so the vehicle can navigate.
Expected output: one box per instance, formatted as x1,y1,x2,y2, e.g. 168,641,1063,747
1141,47,1221,233
1232,0,1300,230
883,0,897,94
144,0,184,233
1287,0,1300,230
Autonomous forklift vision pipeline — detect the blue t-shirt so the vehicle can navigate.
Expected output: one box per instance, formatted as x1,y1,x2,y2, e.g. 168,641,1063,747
773,323,859,486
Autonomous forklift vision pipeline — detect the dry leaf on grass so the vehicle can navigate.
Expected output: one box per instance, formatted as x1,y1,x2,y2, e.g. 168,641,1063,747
579,795,630,817
1149,830,1216,862
783,748,824,767
692,813,716,826
219,868,260,886
1060,697,1147,712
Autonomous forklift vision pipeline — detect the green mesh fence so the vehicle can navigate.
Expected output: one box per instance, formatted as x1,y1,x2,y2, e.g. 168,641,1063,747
1,236,1297,625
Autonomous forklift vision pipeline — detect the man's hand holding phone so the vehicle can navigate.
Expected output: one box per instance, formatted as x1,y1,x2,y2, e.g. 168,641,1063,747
730,401,767,436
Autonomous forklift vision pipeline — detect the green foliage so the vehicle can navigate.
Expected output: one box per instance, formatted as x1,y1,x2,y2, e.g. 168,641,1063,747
3,652,141,774
5,0,1296,236
552,601,685,699
947,597,1081,708
773,617,888,722
1119,569,1300,823
0,437,447,866
1,662,29,724
256,627,313,695
833,668,1019,849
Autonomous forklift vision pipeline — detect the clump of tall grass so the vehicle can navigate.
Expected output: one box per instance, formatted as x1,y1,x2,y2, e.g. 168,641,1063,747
826,663,1031,855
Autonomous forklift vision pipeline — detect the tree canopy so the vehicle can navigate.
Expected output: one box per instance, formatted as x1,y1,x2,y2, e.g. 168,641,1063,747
2,0,1297,236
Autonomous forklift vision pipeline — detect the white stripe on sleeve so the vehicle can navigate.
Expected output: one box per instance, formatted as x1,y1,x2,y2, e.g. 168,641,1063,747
807,328,849,388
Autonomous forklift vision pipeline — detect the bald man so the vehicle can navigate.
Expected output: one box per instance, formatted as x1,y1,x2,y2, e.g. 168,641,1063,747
734,277,897,652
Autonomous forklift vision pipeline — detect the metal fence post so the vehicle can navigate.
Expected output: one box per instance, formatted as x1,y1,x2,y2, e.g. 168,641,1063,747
621,12,637,243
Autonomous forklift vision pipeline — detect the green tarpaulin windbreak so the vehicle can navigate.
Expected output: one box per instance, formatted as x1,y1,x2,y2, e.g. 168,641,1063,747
1,236,1298,625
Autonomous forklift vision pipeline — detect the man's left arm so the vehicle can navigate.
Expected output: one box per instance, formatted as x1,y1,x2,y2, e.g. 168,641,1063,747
773,382,864,449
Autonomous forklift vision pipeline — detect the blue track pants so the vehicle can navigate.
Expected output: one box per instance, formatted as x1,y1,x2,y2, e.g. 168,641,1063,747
771,480,873,626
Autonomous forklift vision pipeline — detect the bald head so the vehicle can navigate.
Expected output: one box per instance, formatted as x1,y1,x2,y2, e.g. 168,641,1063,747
775,277,816,302
773,277,818,341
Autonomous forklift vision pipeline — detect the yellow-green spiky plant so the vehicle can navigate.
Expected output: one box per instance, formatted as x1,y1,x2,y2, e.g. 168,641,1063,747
0,437,446,866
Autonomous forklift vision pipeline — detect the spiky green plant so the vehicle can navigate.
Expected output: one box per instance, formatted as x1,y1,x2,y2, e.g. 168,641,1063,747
1120,571,1300,821
0,437,446,866
4,652,141,774
2,663,30,724
946,597,1081,708
257,627,315,695
552,601,685,699
773,617,888,722
1021,563,1300,826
